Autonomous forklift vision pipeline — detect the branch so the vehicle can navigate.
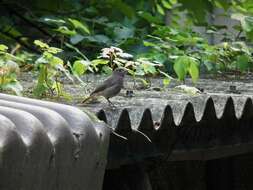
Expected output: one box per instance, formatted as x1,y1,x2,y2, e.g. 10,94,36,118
4,4,61,44
0,30,39,53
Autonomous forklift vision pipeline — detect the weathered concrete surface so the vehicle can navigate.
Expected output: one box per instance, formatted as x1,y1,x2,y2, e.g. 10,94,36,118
13,73,253,190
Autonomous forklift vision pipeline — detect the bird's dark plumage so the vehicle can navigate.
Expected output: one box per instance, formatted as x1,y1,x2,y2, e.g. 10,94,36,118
82,68,126,105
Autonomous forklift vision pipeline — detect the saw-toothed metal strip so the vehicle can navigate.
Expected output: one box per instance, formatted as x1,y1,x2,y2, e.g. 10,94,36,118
97,96,253,167
0,93,110,190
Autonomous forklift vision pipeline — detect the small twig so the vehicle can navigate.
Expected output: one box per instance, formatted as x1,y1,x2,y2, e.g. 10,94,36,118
0,30,39,53
4,4,61,44
55,76,61,99
235,29,242,41
11,44,21,55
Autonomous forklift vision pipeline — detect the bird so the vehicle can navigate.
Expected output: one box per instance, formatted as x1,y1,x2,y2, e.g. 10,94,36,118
82,68,127,106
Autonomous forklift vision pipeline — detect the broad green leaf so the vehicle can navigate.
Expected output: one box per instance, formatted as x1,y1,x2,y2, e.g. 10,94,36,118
138,11,163,24
68,18,90,34
47,47,63,54
109,0,135,18
142,63,157,74
41,17,66,26
143,41,158,47
161,0,172,9
34,40,49,49
231,14,253,41
178,0,211,24
70,34,85,44
92,59,109,65
212,0,230,10
102,65,113,74
173,56,189,81
73,60,90,76
2,81,23,96
113,25,134,41
0,44,8,51
35,56,49,65
203,61,214,71
50,56,64,67
169,0,177,4
156,4,165,15
242,16,253,32
82,35,111,44
235,55,251,71
55,26,76,36
188,60,199,83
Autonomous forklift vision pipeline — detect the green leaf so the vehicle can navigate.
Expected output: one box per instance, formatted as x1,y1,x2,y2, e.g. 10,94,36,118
231,14,253,41
47,47,63,54
73,60,90,76
161,0,172,9
109,0,135,18
173,56,189,81
92,59,109,65
212,0,230,10
55,26,76,36
82,34,111,44
52,56,64,66
143,41,158,47
34,40,49,49
2,81,23,96
142,63,157,74
68,18,90,34
102,65,113,74
235,55,251,71
138,11,163,24
163,78,171,87
113,25,134,41
40,17,66,26
156,4,165,15
70,34,85,44
0,44,8,51
188,59,199,83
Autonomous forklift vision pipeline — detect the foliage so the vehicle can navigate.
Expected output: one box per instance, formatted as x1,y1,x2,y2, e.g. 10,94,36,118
140,26,202,82
0,44,23,95
33,40,72,99
1,0,253,93
201,41,253,72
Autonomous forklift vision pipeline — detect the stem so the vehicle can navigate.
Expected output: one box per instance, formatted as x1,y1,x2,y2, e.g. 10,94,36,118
235,30,242,41
0,76,4,86
44,66,54,96
55,76,61,99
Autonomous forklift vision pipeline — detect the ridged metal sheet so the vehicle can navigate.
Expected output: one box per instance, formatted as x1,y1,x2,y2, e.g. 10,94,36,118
96,96,253,167
0,93,110,190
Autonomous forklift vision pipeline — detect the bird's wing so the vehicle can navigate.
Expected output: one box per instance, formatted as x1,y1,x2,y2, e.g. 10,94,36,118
90,76,116,95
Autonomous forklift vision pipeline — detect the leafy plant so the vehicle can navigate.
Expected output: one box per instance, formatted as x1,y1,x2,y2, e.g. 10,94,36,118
141,26,202,83
33,40,72,99
0,44,23,95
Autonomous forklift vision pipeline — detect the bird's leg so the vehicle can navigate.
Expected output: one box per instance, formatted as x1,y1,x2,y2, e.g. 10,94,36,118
106,98,116,107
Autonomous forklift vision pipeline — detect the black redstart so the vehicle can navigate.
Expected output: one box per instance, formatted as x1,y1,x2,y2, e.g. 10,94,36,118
82,68,127,105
